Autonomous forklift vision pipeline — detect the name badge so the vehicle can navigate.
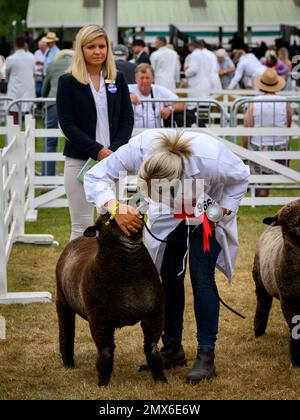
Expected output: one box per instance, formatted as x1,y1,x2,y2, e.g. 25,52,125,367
194,194,215,218
107,84,117,94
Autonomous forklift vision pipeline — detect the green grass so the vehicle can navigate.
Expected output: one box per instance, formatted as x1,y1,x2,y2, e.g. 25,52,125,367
1,205,300,400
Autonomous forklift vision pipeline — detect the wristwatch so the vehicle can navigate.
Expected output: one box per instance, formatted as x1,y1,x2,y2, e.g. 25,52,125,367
226,209,232,216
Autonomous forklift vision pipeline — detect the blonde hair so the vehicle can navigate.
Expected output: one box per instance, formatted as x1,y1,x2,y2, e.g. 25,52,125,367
277,47,289,62
232,49,246,62
138,131,193,189
68,25,116,84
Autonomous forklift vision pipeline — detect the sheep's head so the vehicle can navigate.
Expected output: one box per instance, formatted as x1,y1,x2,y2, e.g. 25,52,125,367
263,199,300,245
83,213,144,242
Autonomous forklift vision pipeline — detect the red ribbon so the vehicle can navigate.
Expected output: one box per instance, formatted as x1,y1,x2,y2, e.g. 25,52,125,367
202,213,212,253
173,211,212,253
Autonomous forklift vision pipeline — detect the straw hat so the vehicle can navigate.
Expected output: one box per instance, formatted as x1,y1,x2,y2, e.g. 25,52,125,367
42,32,59,43
254,68,286,93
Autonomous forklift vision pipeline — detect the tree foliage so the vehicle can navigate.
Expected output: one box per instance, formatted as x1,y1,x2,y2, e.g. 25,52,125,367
0,0,29,39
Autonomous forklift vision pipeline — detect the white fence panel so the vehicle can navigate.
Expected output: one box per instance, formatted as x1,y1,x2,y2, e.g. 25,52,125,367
0,117,56,305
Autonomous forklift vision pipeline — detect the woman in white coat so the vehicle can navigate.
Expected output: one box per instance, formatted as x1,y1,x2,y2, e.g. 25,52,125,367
84,129,249,383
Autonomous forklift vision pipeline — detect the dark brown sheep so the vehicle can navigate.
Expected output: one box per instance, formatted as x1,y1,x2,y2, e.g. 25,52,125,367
56,214,167,386
253,199,300,366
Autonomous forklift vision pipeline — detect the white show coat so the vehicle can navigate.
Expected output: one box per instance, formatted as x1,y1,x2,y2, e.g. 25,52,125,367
150,46,179,91
185,48,221,98
5,49,35,112
228,53,266,89
84,129,249,282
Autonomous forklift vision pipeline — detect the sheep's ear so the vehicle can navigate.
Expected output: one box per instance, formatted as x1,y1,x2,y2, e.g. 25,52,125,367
263,216,278,226
83,226,97,237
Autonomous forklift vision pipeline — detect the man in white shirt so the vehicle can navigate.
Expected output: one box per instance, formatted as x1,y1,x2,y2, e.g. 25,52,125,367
6,36,35,123
228,50,266,89
150,37,179,91
129,63,184,128
185,40,221,98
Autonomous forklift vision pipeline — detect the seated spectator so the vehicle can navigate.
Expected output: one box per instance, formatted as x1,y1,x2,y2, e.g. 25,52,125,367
244,68,292,197
129,63,203,128
215,48,235,89
112,44,136,84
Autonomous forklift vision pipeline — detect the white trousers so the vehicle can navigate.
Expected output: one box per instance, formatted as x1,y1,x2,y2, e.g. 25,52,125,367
64,157,95,240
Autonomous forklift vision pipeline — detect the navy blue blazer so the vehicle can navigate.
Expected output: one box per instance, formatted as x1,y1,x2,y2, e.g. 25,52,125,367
56,71,134,161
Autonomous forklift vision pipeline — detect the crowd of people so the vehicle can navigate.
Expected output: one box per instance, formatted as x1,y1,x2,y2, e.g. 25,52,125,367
0,30,296,104
0,29,297,193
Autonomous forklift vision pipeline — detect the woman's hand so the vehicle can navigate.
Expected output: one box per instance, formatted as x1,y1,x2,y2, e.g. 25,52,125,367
97,148,113,161
105,200,143,237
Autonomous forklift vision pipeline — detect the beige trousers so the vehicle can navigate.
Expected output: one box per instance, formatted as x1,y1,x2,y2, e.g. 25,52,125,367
64,157,95,240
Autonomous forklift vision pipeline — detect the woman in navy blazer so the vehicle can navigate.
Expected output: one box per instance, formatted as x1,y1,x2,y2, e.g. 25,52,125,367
56,25,134,240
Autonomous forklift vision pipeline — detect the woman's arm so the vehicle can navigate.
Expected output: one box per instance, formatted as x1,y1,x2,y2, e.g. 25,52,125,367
84,135,141,209
84,136,143,236
287,103,292,127
56,74,103,160
227,61,243,89
243,103,254,148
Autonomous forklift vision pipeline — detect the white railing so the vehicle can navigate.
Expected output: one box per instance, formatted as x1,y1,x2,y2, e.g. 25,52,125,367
132,98,229,127
0,116,56,305
174,88,300,115
0,97,14,136
15,117,300,211
132,126,300,207
24,115,66,215
2,106,300,212
230,96,300,128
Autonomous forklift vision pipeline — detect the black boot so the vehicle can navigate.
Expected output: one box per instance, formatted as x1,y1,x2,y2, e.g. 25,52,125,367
186,349,216,384
160,340,187,370
139,339,187,372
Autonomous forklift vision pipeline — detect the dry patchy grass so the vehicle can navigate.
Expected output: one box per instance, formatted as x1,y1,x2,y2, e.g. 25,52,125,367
1,207,300,400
